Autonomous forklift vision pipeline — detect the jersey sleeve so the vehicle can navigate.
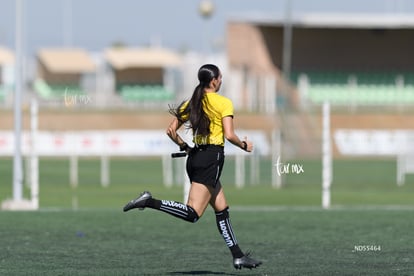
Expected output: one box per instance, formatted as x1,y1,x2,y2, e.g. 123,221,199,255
221,98,234,118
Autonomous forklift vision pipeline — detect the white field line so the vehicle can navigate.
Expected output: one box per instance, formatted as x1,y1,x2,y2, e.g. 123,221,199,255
26,205,414,213
231,205,414,212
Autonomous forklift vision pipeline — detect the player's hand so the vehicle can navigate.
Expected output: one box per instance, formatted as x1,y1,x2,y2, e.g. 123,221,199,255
243,136,253,152
185,146,193,154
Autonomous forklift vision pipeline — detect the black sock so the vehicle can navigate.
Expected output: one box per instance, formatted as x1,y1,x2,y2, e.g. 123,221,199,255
145,198,199,223
215,207,244,258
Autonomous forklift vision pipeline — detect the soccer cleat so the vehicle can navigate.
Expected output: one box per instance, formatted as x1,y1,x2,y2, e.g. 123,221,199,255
123,191,152,212
233,252,262,270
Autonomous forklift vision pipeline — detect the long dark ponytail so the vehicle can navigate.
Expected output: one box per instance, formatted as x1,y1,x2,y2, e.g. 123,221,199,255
170,64,220,136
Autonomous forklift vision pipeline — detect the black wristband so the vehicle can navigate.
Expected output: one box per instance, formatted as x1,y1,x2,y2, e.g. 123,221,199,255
241,141,247,151
179,142,189,152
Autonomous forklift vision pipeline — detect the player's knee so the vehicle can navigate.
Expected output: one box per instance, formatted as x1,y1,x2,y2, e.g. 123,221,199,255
186,206,200,223
188,212,199,223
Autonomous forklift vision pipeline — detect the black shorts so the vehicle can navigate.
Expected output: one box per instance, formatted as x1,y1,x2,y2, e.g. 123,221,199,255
186,145,224,188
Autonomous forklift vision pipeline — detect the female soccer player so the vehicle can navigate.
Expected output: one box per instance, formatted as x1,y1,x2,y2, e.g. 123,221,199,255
123,64,262,270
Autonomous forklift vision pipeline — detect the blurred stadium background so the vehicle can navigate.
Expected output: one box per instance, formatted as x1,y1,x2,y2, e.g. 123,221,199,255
1,0,414,210
2,1,414,275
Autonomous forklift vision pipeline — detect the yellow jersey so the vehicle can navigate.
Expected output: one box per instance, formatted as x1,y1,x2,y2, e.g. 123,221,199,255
181,92,233,146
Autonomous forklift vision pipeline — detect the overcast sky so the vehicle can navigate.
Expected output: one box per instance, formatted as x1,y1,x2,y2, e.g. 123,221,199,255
0,0,413,56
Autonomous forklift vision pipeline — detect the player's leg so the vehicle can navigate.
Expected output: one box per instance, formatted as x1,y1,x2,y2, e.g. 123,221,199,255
186,181,212,217
210,183,262,269
123,181,211,223
209,183,243,258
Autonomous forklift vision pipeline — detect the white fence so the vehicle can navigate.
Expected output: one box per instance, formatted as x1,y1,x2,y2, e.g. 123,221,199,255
0,130,270,157
0,129,270,186
334,129,414,185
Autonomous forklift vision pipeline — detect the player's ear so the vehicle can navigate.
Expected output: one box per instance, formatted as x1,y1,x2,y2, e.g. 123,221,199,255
209,79,215,89
211,78,218,90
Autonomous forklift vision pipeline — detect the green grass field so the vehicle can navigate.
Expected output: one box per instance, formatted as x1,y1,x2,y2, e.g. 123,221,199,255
1,157,414,275
1,209,413,275
1,157,413,208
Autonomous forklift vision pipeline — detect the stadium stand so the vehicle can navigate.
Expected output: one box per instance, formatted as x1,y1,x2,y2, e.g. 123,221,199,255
33,78,85,99
294,71,414,105
105,47,181,103
34,48,95,99
118,84,174,102
227,13,414,108
226,13,414,158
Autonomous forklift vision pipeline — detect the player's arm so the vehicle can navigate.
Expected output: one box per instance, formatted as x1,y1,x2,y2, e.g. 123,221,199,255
222,116,253,152
166,117,189,152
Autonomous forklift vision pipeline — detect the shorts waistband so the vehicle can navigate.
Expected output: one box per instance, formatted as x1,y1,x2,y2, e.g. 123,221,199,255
194,144,224,151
